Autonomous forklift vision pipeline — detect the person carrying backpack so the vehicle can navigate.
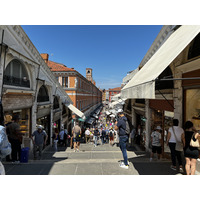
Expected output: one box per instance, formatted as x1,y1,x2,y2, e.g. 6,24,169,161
109,127,115,146
115,109,130,169
72,122,82,152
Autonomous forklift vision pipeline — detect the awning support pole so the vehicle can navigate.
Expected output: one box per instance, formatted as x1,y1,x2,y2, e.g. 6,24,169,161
157,89,175,110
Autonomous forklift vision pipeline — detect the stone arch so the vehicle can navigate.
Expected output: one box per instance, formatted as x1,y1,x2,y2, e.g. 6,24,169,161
188,33,200,60
53,96,60,110
3,58,30,88
37,85,49,102
155,66,174,90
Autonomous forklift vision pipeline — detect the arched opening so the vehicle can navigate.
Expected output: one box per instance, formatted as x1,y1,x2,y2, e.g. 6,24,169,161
53,96,59,109
155,66,174,90
3,59,30,88
37,85,49,102
188,33,200,60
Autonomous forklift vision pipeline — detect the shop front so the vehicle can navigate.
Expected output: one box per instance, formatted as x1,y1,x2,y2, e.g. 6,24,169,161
36,105,51,145
2,92,33,148
183,69,200,131
149,99,174,156
132,99,146,148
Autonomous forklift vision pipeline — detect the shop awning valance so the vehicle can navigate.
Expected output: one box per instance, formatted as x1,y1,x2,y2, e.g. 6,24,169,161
121,25,200,99
66,104,85,119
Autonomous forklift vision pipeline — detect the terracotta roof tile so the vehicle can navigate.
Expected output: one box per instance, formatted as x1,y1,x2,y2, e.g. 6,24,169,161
109,87,121,91
47,60,76,72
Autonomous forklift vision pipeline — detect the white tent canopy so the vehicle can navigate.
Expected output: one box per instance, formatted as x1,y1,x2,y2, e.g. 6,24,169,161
122,25,200,99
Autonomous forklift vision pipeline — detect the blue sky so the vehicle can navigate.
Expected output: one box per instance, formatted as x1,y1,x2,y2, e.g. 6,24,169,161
22,25,162,89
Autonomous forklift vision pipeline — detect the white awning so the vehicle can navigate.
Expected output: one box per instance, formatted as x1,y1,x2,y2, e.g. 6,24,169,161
66,104,85,119
111,93,121,101
122,25,200,99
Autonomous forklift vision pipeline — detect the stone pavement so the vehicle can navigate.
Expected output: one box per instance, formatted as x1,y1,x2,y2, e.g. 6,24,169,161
3,142,200,175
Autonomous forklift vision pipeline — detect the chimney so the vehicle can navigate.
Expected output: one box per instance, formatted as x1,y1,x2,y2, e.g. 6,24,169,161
41,53,49,64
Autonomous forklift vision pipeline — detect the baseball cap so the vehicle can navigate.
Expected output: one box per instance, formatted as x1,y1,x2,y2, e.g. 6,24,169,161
117,109,123,113
156,126,162,130
37,125,43,130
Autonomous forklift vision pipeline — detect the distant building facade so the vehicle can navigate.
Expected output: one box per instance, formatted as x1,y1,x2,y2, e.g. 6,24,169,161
108,87,121,102
41,54,102,119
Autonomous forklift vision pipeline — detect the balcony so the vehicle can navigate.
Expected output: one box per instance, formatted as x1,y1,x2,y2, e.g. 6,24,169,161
3,75,30,88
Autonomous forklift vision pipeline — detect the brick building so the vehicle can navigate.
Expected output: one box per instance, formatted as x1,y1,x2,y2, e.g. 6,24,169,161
108,87,121,102
41,54,102,120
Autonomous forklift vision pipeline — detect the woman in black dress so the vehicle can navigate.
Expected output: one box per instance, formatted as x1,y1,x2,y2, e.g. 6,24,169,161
183,121,200,175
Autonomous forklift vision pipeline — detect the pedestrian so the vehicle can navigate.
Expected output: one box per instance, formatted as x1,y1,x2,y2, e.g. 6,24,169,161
59,128,65,146
31,125,48,160
136,125,141,145
109,127,114,146
130,126,136,147
150,126,162,161
93,127,99,147
89,128,93,144
72,122,82,152
6,115,21,163
101,128,106,145
183,121,200,175
166,119,184,172
105,128,109,143
0,116,12,175
115,109,129,169
63,129,68,147
52,128,59,151
85,128,90,143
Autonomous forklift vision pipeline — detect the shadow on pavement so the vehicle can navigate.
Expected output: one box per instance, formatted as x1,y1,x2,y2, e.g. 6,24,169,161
3,145,69,175
128,155,181,175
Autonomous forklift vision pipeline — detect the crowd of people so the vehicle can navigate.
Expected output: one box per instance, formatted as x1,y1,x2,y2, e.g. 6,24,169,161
150,119,200,175
1,101,200,175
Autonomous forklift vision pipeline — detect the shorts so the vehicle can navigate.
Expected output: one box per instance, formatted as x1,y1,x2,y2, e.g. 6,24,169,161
109,136,114,141
152,146,162,154
73,137,81,142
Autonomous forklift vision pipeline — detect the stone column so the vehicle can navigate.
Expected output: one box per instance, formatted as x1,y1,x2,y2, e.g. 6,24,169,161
173,71,183,127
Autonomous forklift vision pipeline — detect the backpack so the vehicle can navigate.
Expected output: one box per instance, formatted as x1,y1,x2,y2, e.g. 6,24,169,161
109,131,113,137
0,126,12,159
123,119,130,136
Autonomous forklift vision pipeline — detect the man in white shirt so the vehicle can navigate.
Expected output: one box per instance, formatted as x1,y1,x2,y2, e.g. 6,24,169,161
150,126,162,161
166,119,184,172
85,128,90,143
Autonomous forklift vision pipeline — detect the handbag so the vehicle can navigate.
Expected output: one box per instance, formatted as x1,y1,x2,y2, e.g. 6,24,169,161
172,126,183,151
190,133,200,147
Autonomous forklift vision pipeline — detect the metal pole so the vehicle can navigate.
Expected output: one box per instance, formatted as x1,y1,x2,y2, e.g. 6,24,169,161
157,89,175,110
158,77,200,81
162,110,165,158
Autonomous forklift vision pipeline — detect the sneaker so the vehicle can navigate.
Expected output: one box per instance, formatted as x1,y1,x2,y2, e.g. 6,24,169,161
76,149,79,152
12,161,20,164
119,163,129,169
74,150,76,152
150,158,152,162
170,165,176,171
179,167,184,173
119,161,130,166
